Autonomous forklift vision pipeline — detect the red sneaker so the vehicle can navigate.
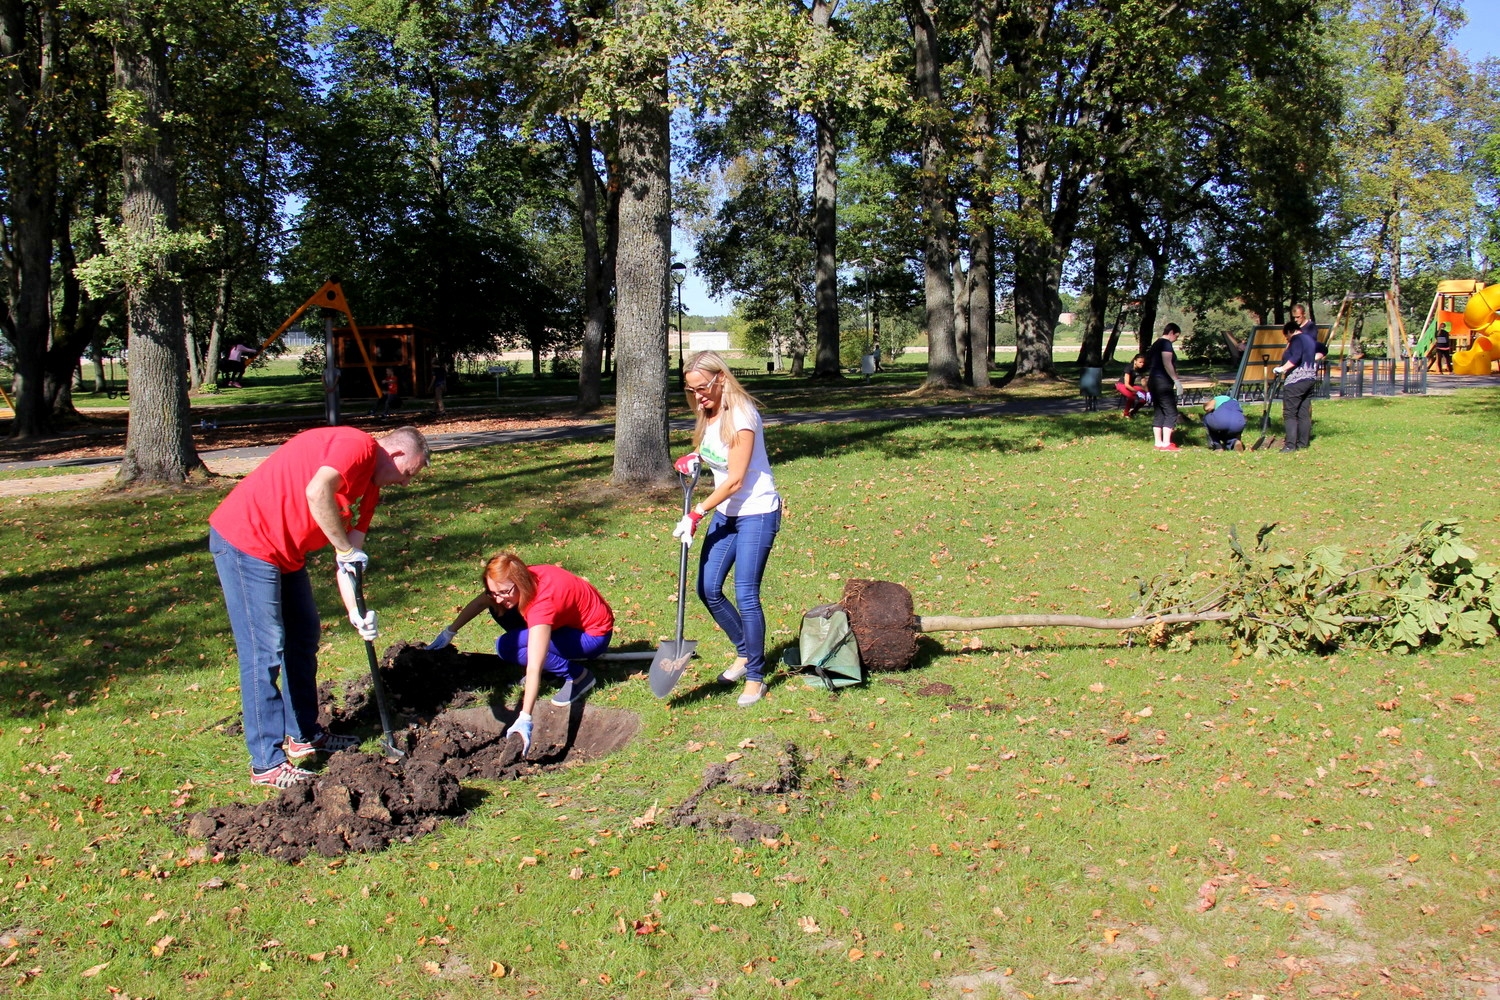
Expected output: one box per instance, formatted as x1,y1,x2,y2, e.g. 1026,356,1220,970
1155,443,1180,452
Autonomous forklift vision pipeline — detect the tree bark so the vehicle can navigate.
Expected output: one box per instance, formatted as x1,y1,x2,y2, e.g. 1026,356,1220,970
199,268,229,390
575,118,609,411
1078,233,1109,368
113,14,204,485
809,0,842,379
907,0,960,390
1,0,59,438
966,0,995,387
609,54,671,486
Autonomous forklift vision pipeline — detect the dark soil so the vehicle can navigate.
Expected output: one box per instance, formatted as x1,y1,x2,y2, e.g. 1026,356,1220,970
186,642,639,862
842,578,919,671
669,741,856,845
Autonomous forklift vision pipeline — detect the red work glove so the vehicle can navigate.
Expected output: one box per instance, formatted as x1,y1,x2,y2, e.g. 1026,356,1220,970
674,453,700,477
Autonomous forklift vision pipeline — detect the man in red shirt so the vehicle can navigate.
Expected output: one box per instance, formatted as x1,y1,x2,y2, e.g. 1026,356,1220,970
208,425,429,787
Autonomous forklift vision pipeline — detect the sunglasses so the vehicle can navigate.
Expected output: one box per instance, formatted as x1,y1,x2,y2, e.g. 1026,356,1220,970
685,374,721,397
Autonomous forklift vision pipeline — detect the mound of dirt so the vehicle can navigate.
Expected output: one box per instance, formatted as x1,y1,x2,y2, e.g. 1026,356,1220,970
185,753,462,862
187,643,640,861
669,741,856,844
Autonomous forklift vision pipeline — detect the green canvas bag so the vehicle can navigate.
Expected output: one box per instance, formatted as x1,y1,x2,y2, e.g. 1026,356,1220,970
782,603,864,690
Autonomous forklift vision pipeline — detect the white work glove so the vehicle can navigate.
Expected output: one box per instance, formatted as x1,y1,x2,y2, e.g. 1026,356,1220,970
672,511,704,544
506,712,532,754
1173,379,1184,396
334,547,369,580
348,608,379,641
427,627,456,651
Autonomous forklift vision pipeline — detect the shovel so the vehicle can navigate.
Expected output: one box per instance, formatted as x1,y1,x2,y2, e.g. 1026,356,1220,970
1251,364,1280,451
649,464,701,698
350,563,405,759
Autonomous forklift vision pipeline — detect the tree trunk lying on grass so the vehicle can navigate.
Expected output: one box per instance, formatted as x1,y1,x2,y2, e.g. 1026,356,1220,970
836,520,1499,666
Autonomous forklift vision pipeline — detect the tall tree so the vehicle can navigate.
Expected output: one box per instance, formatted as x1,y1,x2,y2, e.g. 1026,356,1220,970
110,5,202,484
808,0,842,378
905,0,960,389
0,0,62,438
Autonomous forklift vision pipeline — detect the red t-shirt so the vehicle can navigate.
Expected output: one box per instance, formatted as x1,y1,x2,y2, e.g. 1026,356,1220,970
523,564,614,636
210,427,381,572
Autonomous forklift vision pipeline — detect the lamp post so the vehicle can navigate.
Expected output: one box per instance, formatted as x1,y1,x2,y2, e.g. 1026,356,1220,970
670,262,687,377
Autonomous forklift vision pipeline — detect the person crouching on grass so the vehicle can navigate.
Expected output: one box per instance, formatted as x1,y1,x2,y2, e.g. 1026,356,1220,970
672,351,784,708
209,425,429,788
425,553,612,752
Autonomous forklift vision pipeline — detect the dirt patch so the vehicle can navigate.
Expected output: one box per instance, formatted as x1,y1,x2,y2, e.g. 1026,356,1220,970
669,740,855,844
186,643,639,861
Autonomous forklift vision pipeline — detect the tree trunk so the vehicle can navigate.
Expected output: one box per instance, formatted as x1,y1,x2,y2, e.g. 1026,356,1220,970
1012,257,1061,377
575,118,609,411
609,53,671,486
809,0,842,379
113,16,204,485
196,268,229,390
1,0,59,438
966,0,995,388
952,252,971,383
908,0,960,390
1078,234,1109,368
1136,250,1166,355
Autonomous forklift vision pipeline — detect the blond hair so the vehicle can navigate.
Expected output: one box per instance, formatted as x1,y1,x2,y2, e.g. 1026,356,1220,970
483,552,536,611
684,351,760,449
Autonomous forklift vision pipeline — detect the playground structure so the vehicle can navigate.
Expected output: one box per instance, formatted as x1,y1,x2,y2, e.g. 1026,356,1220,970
257,280,383,397
1402,280,1500,376
329,324,438,401
1455,282,1500,375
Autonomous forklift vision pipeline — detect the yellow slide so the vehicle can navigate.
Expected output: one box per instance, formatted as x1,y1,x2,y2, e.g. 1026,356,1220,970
1456,284,1500,375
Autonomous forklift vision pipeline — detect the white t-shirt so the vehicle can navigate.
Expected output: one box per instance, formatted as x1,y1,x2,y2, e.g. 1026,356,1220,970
699,404,780,516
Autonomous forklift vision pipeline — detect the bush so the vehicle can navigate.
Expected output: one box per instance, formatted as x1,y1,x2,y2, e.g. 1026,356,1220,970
297,346,326,381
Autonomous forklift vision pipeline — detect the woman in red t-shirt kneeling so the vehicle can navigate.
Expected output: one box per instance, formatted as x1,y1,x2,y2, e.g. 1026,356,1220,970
426,552,613,752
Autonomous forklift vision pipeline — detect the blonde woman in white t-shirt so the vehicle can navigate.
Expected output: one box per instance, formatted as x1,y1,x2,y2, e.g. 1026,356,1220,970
671,352,783,707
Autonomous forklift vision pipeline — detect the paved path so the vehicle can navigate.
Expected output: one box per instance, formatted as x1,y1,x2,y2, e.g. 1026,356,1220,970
0,395,1088,498
5,373,1495,499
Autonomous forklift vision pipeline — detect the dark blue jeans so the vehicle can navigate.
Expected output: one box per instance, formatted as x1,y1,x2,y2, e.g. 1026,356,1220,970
697,507,782,683
209,527,321,772
496,627,611,678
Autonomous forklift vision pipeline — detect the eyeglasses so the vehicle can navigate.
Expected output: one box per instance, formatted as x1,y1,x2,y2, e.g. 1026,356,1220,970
685,375,720,397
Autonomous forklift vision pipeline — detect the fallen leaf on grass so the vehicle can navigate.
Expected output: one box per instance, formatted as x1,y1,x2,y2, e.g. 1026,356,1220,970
145,909,169,926
1106,731,1129,745
81,962,109,977
1102,928,1120,944
1196,879,1219,912
1224,954,1240,968
798,916,821,934
730,893,757,907
1047,974,1080,984
150,935,175,957
422,960,441,975
105,768,123,784
1377,698,1400,711
489,961,508,978
724,752,743,764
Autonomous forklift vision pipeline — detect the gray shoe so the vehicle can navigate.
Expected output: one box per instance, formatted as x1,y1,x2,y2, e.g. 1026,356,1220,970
717,662,748,685
551,668,596,706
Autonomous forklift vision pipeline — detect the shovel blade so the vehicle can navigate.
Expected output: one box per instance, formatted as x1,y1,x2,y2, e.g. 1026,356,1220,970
649,640,697,698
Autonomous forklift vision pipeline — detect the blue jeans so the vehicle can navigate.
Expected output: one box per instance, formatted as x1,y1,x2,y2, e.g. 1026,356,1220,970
496,626,611,678
209,527,321,772
697,507,782,683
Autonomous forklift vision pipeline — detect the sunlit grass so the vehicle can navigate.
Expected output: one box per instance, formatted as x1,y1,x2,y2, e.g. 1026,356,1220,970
0,390,1496,998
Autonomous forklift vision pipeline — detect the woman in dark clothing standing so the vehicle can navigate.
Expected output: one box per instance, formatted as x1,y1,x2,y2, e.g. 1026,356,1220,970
1145,324,1183,451
1274,320,1319,452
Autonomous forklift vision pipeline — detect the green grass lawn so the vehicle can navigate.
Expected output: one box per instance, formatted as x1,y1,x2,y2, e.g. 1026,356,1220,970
1,390,1498,999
